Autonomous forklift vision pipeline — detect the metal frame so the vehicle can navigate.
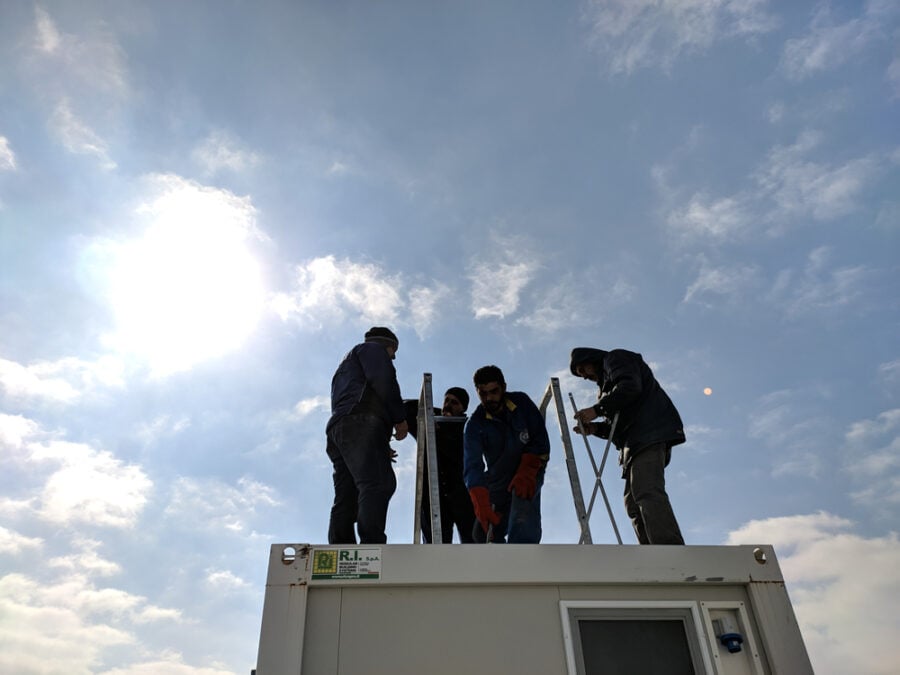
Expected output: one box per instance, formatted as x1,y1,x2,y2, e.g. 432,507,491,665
539,377,622,545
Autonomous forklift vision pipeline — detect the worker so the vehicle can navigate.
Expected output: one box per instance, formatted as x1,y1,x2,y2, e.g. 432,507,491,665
406,387,477,543
325,327,408,544
570,347,685,545
463,365,550,543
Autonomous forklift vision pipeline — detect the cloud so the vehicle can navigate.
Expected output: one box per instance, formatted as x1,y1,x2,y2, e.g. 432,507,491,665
667,193,753,240
468,231,540,319
756,131,877,224
408,283,453,338
31,7,128,97
0,526,42,555
682,260,761,306
164,476,280,535
27,7,128,168
516,273,636,335
192,130,261,174
767,246,873,317
781,2,896,81
0,414,152,528
49,98,116,167
843,409,900,514
293,395,330,417
0,136,16,171
889,56,900,98
135,415,192,446
877,359,900,389
727,512,900,675
582,0,777,74
662,130,886,242
273,255,404,328
273,256,451,336
747,389,834,477
204,569,249,592
0,355,125,405
0,567,184,675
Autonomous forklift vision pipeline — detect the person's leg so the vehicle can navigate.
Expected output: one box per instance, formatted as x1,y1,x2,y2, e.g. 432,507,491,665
326,428,358,544
506,471,544,543
450,485,475,543
628,443,684,545
337,414,397,544
623,473,648,545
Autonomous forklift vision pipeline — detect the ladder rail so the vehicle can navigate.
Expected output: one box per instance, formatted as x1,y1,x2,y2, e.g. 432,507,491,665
413,373,444,544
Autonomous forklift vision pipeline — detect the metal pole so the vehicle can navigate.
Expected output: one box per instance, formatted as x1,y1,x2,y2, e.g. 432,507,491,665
541,378,592,545
568,394,623,546
422,374,443,544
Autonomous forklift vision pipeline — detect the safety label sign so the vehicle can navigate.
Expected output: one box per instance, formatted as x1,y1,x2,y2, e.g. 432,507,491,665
311,547,382,580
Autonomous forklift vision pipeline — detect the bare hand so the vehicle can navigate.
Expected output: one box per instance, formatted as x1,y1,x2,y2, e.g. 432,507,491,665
388,448,398,463
573,422,596,436
393,420,409,441
574,407,598,425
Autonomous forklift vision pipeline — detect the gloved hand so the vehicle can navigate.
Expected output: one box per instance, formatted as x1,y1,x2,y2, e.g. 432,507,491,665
469,486,500,533
508,453,543,499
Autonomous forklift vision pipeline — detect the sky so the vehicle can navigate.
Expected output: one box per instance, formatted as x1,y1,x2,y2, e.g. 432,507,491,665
0,1,898,673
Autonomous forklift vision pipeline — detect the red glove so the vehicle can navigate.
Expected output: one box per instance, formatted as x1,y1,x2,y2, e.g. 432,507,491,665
469,486,500,533
508,453,543,499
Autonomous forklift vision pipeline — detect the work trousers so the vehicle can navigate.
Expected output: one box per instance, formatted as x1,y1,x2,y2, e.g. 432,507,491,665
472,471,544,544
623,442,684,545
421,483,476,543
326,413,397,544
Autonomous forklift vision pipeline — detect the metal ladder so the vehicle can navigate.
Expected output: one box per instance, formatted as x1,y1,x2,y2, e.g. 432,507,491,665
538,377,623,545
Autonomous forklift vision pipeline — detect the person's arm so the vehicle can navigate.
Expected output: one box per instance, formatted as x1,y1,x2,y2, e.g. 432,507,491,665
595,350,642,415
357,343,407,428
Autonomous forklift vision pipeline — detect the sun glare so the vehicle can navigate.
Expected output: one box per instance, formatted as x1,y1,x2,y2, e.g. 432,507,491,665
106,177,265,376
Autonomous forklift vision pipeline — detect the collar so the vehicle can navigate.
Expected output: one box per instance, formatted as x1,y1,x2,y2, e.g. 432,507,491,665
485,397,516,420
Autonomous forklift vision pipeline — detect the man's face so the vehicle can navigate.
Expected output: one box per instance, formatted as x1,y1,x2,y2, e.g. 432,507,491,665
575,363,598,382
476,381,506,415
442,393,465,417
385,344,398,360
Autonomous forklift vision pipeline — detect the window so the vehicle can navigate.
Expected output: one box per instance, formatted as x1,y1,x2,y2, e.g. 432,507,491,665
560,601,713,675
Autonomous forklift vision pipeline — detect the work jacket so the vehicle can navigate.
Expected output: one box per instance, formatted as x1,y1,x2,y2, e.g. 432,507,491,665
570,348,685,459
327,342,405,432
463,391,550,501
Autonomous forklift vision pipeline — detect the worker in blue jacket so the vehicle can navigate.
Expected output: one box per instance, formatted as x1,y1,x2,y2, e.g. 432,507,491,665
326,327,408,544
464,365,550,543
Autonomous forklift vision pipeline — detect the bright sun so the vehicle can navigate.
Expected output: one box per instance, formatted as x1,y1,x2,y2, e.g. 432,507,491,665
105,176,265,376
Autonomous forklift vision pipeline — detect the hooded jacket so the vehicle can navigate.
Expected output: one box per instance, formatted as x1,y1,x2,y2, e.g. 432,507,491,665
569,348,685,455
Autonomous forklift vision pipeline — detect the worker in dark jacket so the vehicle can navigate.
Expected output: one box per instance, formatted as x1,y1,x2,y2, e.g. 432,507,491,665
405,387,477,543
464,365,550,543
326,327,408,544
570,347,685,545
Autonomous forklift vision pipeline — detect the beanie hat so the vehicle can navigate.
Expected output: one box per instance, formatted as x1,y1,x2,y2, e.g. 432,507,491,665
444,386,470,411
364,326,399,349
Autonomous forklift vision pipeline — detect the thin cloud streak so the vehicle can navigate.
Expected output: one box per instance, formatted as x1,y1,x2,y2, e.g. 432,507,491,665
582,0,777,74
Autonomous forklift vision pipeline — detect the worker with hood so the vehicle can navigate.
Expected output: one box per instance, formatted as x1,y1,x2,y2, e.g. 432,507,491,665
570,347,685,545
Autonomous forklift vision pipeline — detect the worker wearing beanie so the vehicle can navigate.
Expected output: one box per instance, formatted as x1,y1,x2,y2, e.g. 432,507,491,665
404,386,477,543
326,327,408,544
